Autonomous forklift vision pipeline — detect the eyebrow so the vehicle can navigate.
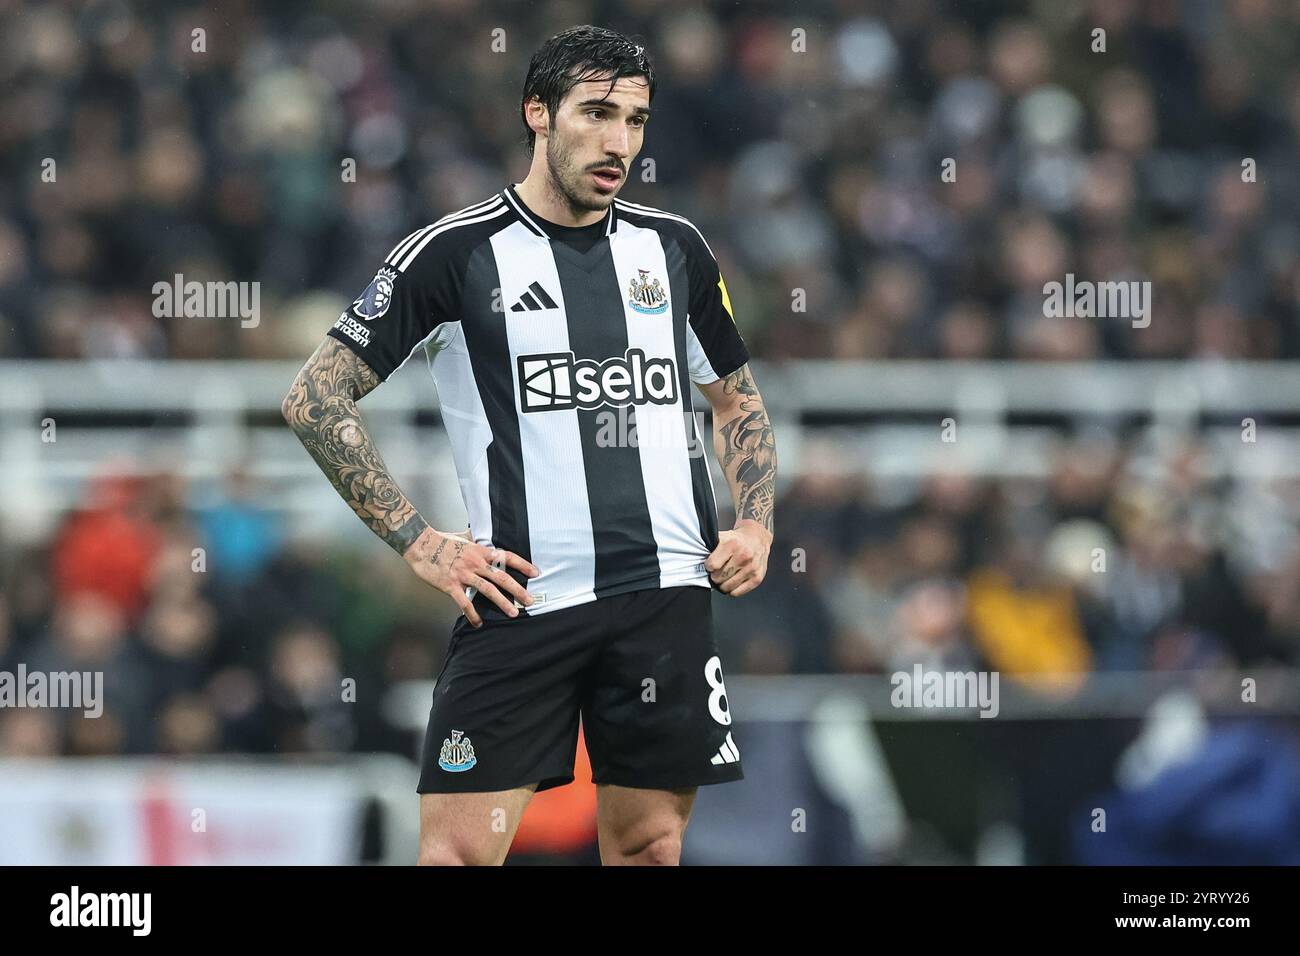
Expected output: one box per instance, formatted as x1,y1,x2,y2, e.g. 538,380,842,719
574,98,652,117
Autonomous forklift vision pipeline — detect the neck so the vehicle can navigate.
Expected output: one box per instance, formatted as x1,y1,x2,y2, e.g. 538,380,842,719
514,170,607,228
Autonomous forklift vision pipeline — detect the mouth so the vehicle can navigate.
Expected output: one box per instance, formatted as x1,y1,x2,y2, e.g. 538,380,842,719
591,168,622,189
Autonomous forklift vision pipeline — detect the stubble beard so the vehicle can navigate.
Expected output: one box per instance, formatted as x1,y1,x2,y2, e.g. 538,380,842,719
545,131,612,216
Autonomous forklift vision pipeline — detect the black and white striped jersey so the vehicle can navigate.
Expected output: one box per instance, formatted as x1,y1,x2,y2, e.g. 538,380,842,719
327,183,750,615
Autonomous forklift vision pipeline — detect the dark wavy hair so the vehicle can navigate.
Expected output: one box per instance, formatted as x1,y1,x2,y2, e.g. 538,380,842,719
520,25,656,156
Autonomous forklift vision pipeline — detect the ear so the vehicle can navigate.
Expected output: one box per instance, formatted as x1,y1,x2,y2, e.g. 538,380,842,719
523,95,549,140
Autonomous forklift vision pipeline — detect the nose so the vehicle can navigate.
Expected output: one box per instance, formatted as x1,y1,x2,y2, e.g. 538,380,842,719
604,124,631,159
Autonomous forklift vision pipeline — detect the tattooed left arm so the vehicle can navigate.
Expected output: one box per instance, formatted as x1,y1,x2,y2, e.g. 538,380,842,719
697,363,777,596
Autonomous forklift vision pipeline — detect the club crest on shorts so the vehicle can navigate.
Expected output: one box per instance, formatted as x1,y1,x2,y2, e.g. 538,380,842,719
438,729,477,772
627,269,668,314
353,266,398,320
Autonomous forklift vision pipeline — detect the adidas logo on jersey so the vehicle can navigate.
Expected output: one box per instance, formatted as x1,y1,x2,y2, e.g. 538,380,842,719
711,732,741,765
510,281,559,312
517,348,678,412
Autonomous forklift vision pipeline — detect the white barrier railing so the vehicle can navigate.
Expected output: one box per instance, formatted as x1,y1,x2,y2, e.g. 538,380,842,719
7,358,1300,413
4,359,1300,541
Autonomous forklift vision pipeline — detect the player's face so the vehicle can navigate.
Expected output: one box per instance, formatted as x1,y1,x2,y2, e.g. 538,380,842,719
544,75,649,212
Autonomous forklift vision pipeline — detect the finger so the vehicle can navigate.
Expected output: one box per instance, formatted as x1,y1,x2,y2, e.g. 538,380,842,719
726,575,762,597
718,563,756,594
470,575,518,618
486,563,533,606
453,590,482,628
707,545,741,575
498,549,541,578
704,545,734,573
466,549,500,583
724,574,759,596
710,554,744,583
717,571,743,594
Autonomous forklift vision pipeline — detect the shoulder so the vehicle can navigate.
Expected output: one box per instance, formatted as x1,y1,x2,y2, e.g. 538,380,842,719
613,197,718,262
384,192,513,276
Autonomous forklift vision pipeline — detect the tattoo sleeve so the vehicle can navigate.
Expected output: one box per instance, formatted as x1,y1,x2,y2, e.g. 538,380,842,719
713,363,777,534
281,337,429,555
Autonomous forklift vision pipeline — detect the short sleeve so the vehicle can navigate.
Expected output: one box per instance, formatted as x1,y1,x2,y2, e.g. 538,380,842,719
327,228,460,380
683,228,750,385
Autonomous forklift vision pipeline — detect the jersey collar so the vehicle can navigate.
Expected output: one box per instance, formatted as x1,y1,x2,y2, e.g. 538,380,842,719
502,183,618,239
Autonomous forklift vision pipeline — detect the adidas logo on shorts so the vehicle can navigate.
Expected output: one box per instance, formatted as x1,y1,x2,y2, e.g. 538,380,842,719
710,731,741,765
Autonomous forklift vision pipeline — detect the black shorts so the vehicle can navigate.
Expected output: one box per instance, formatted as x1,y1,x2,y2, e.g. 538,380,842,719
416,584,743,794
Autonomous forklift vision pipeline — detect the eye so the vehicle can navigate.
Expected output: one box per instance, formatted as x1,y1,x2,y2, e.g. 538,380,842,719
587,109,605,120
630,116,646,128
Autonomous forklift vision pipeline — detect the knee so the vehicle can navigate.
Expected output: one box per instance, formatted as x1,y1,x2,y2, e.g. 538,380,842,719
613,832,683,866
418,844,465,866
419,839,493,866
638,834,682,866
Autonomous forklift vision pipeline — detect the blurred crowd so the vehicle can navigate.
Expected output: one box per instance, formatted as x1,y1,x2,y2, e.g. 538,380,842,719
722,431,1300,685
1,0,1298,362
4,426,1300,758
1,468,446,757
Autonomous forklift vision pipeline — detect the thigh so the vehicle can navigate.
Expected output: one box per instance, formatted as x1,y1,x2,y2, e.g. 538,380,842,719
418,599,603,796
583,585,744,791
419,786,536,865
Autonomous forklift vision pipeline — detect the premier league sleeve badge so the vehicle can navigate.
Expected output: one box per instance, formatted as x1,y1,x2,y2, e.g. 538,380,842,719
352,266,399,320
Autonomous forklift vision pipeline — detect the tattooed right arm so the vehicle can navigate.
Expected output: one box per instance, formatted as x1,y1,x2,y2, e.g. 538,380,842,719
281,337,539,625
281,336,428,555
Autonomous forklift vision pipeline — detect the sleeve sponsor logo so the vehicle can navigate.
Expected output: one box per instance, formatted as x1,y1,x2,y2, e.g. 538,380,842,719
332,313,371,347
